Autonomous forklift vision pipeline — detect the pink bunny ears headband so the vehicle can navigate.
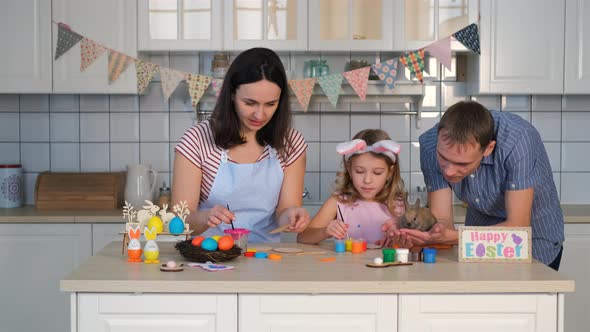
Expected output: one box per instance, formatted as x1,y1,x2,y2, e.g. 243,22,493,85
336,139,401,162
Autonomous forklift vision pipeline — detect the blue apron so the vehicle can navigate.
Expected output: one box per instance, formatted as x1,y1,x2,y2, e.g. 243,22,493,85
199,147,284,243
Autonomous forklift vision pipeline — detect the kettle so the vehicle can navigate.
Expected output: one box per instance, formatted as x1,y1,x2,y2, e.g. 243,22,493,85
124,164,158,209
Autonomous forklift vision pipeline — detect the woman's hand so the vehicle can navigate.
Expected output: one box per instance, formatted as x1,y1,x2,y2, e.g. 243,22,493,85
325,219,349,239
282,207,311,233
205,205,235,228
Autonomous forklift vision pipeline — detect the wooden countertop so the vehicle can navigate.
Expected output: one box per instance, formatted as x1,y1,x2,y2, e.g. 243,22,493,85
60,242,575,294
2,205,589,224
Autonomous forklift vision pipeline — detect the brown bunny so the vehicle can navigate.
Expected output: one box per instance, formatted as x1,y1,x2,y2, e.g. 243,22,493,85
399,198,437,231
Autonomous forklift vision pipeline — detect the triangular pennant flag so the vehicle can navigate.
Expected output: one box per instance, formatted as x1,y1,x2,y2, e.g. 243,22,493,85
135,60,160,94
399,49,426,83
55,23,83,60
371,59,398,91
80,38,106,72
453,23,480,54
343,67,371,101
186,74,212,107
210,78,223,98
317,74,344,107
108,51,134,84
160,68,186,100
425,36,452,71
288,78,316,112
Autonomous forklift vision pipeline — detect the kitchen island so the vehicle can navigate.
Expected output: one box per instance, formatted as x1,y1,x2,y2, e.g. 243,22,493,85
61,242,574,332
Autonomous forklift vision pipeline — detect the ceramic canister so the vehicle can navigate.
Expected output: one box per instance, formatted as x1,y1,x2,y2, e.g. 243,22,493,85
0,165,23,208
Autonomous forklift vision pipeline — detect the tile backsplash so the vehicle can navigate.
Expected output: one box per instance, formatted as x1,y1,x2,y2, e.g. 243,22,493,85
1,53,589,205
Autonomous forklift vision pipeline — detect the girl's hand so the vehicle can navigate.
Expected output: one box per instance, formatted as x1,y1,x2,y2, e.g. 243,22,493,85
206,205,235,228
284,207,311,233
325,219,349,239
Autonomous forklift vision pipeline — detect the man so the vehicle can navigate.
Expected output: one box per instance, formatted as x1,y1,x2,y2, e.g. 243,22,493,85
395,101,564,270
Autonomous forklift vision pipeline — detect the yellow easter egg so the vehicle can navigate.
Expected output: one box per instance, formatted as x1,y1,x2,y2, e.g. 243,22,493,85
147,216,164,234
211,235,222,242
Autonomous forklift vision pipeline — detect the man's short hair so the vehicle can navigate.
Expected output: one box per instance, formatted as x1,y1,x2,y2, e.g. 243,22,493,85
437,101,495,150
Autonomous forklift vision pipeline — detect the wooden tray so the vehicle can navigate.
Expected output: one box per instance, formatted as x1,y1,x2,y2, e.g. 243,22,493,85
35,172,125,210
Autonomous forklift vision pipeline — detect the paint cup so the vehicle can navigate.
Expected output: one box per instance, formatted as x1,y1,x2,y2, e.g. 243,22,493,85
334,239,346,253
351,239,364,254
382,248,396,263
396,248,409,263
359,238,367,252
223,228,250,251
410,247,422,262
423,247,437,263
345,238,353,251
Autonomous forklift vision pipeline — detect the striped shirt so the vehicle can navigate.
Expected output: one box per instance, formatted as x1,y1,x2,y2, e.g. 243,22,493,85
419,110,564,265
175,120,307,203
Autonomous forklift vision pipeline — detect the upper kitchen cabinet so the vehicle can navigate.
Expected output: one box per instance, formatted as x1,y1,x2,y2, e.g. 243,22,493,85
224,0,307,50
52,0,137,93
468,0,565,94
0,0,52,93
308,0,393,51
393,0,479,51
138,0,223,51
564,0,590,93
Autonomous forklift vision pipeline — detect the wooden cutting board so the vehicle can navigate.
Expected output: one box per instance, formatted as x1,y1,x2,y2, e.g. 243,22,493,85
35,172,125,210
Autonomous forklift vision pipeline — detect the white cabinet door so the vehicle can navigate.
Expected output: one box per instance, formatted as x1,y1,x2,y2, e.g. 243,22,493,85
0,0,52,93
564,0,590,93
239,294,397,332
560,224,590,332
78,293,237,332
138,0,223,51
0,224,91,332
92,224,124,255
308,0,394,51
52,0,137,93
224,0,307,50
399,294,558,332
476,0,564,94
393,0,479,51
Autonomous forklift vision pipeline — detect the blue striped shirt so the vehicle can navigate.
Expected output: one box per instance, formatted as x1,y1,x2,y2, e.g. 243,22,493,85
419,110,564,265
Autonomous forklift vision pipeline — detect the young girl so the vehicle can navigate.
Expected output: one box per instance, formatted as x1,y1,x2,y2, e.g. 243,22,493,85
297,129,407,246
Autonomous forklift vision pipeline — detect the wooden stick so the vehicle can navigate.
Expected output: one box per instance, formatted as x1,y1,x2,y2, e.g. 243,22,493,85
269,224,290,234
366,262,413,268
295,251,328,256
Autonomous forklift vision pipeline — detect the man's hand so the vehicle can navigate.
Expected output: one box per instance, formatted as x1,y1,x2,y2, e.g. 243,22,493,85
382,219,414,248
398,222,458,246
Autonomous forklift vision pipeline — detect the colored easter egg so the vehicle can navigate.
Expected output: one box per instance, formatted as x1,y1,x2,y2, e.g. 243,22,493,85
217,235,234,251
211,235,222,242
147,216,164,234
169,216,184,234
191,236,205,247
201,238,218,251
476,243,486,257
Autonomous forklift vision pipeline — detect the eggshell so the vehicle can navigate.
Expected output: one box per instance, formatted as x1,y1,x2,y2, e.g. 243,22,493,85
166,260,177,268
211,235,222,242
169,216,184,234
373,257,383,265
217,235,234,251
201,238,218,251
191,236,205,247
147,216,164,233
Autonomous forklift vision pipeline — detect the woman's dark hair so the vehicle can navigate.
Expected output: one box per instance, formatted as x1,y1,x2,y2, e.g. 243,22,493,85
210,47,291,158
437,101,495,150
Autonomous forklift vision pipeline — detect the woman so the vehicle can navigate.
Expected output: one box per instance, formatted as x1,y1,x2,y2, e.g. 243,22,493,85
172,48,309,243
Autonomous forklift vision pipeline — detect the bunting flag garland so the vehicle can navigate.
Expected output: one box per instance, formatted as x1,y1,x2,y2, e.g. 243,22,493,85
186,74,213,107
55,23,83,60
399,49,425,83
80,38,106,72
317,73,344,107
289,78,316,112
108,51,134,84
453,23,480,54
343,67,371,101
371,59,399,91
210,78,223,97
135,60,160,94
160,67,186,100
425,36,452,70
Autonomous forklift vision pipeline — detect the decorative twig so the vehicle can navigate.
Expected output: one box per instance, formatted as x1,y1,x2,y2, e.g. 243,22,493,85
173,201,190,223
122,201,137,224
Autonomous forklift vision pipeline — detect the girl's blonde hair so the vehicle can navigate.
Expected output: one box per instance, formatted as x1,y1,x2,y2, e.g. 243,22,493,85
334,129,407,216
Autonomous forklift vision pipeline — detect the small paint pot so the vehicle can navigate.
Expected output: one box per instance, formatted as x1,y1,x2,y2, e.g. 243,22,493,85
359,238,367,252
396,248,409,263
382,248,396,263
345,238,353,251
423,247,437,263
224,228,250,251
244,251,255,257
351,240,364,254
254,252,268,259
334,239,346,253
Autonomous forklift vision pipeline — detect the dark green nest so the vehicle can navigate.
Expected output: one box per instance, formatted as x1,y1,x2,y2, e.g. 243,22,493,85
175,239,243,263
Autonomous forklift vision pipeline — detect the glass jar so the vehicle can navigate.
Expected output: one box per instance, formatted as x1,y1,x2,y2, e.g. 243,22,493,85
157,183,171,208
211,52,229,79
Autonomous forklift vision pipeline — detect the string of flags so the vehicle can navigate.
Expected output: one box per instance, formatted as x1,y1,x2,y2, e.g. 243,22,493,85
54,22,479,111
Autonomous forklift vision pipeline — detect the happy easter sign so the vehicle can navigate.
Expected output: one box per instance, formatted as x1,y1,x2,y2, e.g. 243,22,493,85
458,226,532,263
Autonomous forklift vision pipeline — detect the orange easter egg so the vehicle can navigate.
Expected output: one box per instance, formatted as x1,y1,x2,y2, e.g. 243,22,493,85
217,235,234,251
191,236,205,247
